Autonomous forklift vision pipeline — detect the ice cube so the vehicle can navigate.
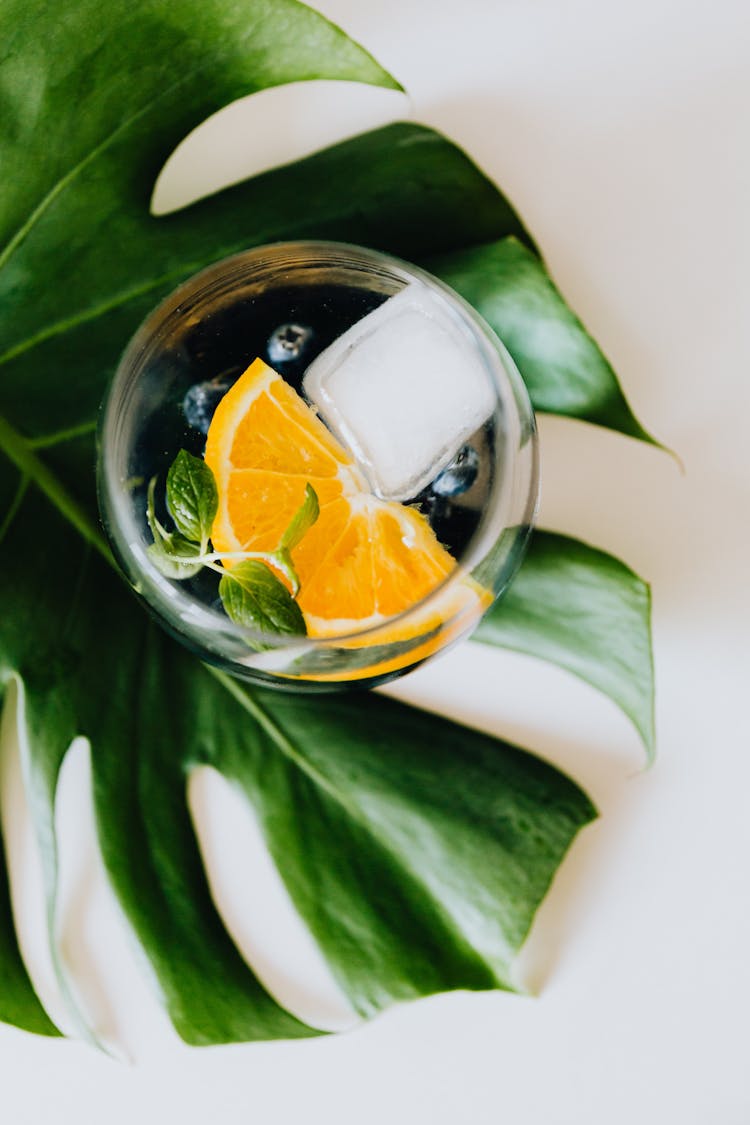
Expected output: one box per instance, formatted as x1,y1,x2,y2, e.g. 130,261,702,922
302,283,496,500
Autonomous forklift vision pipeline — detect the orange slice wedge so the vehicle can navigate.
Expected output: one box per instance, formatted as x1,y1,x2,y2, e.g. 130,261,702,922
205,358,490,677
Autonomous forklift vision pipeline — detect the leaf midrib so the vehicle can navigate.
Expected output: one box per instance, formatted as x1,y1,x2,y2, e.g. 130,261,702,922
0,63,216,370
0,7,327,277
0,103,160,275
0,55,214,275
206,667,512,981
0,15,399,369
206,667,356,809
0,157,415,370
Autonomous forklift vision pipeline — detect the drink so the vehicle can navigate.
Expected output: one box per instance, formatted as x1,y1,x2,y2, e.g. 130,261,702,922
98,242,538,687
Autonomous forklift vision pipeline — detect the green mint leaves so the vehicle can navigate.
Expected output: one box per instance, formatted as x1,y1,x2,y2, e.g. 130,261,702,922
279,483,320,551
146,476,203,579
276,482,320,596
218,481,319,636
219,560,306,636
146,450,318,639
167,448,218,550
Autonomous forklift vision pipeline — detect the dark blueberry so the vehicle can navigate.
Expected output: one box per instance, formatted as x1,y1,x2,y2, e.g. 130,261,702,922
267,323,314,364
431,445,479,497
182,377,232,434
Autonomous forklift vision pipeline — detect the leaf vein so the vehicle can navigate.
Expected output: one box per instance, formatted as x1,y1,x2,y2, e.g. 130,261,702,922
0,270,187,368
205,668,348,809
0,473,29,547
28,420,98,450
0,45,241,277
0,413,111,562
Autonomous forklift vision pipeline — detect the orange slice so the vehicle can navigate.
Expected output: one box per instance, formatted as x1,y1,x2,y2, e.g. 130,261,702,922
204,358,490,676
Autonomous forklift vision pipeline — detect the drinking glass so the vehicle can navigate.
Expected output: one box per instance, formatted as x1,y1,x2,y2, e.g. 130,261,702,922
98,241,538,689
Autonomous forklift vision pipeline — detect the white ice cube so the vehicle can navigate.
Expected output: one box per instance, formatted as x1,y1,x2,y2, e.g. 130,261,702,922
302,283,496,500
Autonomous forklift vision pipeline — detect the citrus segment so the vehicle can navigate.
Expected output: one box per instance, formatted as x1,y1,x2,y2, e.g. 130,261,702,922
298,508,377,624
204,356,490,655
372,506,455,618
221,470,343,556
268,377,352,464
207,356,351,479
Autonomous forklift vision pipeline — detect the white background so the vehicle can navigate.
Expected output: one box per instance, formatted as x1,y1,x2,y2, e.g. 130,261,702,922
1,0,749,1120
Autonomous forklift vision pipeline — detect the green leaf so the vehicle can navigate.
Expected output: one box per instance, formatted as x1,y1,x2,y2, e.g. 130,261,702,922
219,560,307,637
272,483,320,595
280,483,320,551
0,487,595,1042
212,674,596,1012
0,470,59,1037
146,535,203,580
0,707,61,1038
145,473,204,579
1,487,318,1044
269,548,300,598
0,856,60,1037
0,0,648,1047
0,120,533,445
166,450,218,547
473,531,655,760
427,237,658,444
0,0,401,280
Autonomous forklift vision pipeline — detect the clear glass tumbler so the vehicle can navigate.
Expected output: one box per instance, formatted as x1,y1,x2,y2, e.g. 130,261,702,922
98,241,538,689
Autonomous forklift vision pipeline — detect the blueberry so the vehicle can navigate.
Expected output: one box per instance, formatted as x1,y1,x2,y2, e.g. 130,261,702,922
432,445,479,497
267,323,313,364
182,377,232,434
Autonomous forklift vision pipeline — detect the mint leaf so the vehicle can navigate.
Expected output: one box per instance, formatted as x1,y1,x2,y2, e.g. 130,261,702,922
270,548,301,598
145,473,203,578
273,484,320,595
166,449,218,548
219,561,307,637
147,534,202,580
280,484,320,550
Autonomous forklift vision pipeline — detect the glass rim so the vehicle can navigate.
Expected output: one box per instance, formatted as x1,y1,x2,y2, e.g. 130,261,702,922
98,238,539,651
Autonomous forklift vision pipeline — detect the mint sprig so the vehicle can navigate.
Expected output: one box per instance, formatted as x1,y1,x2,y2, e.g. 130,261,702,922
146,450,318,638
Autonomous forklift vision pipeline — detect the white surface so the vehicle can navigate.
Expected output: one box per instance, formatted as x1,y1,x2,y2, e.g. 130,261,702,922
302,283,495,499
2,0,750,1120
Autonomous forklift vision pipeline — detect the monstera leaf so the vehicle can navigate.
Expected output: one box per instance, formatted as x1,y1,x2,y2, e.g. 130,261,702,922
475,532,654,759
0,0,654,1045
429,238,657,444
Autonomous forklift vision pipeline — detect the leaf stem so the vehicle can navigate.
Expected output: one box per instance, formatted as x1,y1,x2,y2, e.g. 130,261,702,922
168,549,281,566
202,560,227,577
168,549,302,595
